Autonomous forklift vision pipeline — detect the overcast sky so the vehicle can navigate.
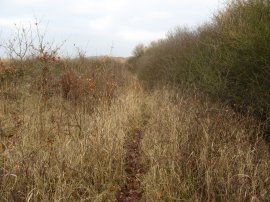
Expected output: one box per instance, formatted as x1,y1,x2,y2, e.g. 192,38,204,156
0,0,224,57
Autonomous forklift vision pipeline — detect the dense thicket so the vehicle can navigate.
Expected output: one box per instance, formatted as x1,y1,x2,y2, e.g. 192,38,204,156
130,0,270,125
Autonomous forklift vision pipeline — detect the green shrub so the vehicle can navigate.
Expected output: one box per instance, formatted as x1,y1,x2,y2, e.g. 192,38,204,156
131,0,270,124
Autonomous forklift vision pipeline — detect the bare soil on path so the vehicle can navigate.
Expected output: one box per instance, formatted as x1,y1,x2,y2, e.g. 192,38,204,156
116,129,145,202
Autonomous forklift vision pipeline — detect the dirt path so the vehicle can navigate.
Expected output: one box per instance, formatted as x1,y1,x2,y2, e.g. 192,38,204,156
116,129,145,202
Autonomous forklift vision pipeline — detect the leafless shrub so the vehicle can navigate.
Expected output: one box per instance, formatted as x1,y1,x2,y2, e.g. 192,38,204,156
1,19,65,61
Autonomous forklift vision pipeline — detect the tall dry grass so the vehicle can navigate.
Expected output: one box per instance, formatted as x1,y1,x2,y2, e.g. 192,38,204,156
140,88,270,201
0,56,269,201
0,57,142,201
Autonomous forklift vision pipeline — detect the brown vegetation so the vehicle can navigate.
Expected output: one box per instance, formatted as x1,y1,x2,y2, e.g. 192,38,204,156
0,56,269,201
0,1,270,200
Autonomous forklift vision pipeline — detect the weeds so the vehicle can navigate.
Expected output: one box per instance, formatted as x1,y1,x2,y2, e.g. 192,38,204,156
0,55,269,201
0,56,134,201
1,1,270,201
140,88,270,201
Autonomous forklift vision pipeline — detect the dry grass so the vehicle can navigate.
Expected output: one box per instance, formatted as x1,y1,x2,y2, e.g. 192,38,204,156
140,89,270,201
0,57,143,201
0,57,269,201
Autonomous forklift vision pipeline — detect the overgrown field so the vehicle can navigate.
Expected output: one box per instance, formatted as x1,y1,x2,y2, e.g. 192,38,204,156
0,57,133,201
1,0,270,201
0,56,269,201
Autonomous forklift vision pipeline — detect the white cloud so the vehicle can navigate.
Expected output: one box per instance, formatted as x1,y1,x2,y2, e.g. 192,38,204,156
0,18,16,27
0,0,221,56
146,11,171,20
0,17,34,28
129,11,171,25
88,16,114,31
70,0,127,14
118,30,165,42
8,0,47,5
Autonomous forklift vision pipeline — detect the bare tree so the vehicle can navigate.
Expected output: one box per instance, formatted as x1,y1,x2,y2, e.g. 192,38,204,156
0,30,3,60
2,19,66,61
2,23,33,60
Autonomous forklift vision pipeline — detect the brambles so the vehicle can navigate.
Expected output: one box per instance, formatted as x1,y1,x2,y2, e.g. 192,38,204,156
0,61,16,81
0,61,25,88
60,70,95,100
58,57,121,106
37,52,61,62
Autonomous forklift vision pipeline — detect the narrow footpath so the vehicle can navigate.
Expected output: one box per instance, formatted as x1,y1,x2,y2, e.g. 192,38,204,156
116,129,145,202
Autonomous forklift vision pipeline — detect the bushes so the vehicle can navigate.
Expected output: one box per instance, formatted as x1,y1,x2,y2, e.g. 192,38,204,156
130,0,270,124
214,0,270,118
0,61,24,81
0,55,128,112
